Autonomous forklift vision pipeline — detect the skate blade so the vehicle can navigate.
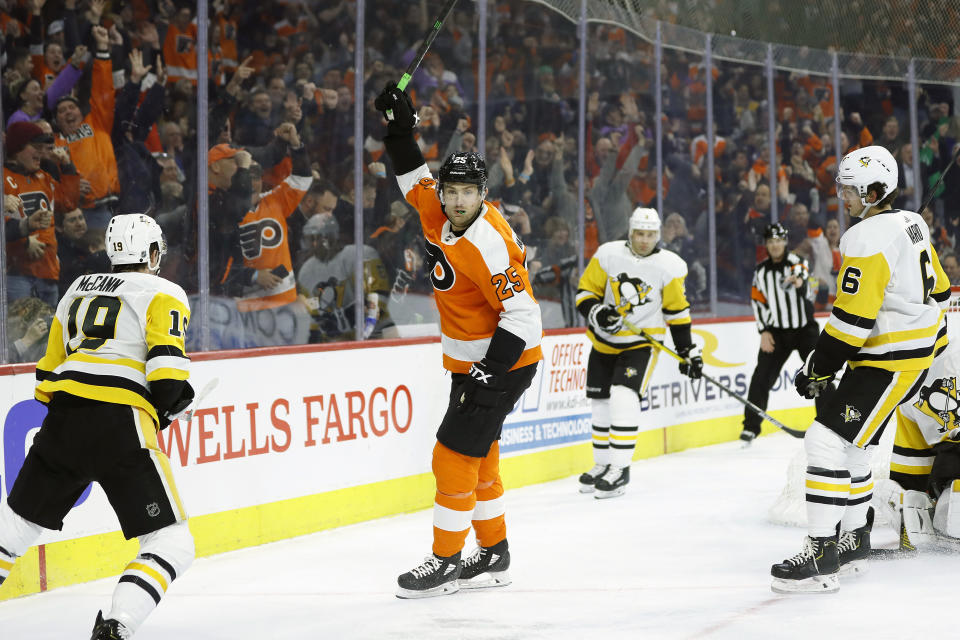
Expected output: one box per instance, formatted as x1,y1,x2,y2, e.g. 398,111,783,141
579,483,596,494
395,581,460,599
740,439,753,449
458,570,511,590
771,573,839,594
594,487,626,499
838,559,868,578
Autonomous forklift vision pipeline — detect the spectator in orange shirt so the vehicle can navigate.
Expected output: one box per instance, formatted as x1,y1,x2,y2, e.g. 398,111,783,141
3,121,60,308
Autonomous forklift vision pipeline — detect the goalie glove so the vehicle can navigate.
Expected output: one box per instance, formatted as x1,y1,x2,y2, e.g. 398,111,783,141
456,358,508,416
587,303,623,334
794,351,834,399
374,83,419,136
677,344,703,379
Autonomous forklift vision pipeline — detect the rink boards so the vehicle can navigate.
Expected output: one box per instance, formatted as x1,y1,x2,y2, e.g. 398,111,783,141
0,319,816,600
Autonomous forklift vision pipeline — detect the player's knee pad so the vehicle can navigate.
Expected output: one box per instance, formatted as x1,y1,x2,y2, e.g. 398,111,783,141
934,481,960,539
804,422,849,469
137,520,195,580
609,385,640,426
592,397,610,427
0,501,43,558
844,442,873,479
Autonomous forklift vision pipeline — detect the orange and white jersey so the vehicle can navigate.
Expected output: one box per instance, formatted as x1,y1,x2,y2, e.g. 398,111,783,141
397,164,542,373
236,173,311,311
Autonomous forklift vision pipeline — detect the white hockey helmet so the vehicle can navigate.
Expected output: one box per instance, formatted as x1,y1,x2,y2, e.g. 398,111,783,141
629,207,661,234
835,145,898,218
105,214,166,272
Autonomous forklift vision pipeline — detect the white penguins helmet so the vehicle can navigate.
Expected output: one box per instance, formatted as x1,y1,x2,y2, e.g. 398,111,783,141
629,207,661,238
835,145,898,218
105,214,166,273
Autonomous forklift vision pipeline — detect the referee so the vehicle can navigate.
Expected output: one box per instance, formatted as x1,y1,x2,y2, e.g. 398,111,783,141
741,223,819,444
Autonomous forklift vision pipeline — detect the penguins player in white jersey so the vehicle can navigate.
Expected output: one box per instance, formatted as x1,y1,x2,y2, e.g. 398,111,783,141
0,214,196,638
773,146,951,594
877,335,960,552
575,207,702,498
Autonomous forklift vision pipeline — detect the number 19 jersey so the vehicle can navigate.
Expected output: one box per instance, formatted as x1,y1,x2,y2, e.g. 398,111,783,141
35,272,191,426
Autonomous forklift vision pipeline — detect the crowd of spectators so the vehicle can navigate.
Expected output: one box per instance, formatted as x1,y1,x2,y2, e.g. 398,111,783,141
4,0,960,361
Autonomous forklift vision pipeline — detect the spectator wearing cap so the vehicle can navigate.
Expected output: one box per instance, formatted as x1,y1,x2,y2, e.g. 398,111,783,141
7,45,85,127
3,121,60,308
201,143,259,297
52,26,120,232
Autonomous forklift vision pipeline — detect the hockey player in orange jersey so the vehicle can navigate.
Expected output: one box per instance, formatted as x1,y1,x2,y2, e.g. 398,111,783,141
375,84,543,598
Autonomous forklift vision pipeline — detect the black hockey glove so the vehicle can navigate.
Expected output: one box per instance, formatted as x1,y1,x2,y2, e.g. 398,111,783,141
374,83,419,136
677,344,703,379
794,351,834,399
155,380,195,430
456,358,509,416
587,303,623,334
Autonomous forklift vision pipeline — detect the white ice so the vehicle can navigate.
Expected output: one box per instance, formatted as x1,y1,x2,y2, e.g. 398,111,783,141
2,433,956,639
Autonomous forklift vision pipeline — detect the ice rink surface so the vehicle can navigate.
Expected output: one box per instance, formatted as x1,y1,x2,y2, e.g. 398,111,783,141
3,432,956,639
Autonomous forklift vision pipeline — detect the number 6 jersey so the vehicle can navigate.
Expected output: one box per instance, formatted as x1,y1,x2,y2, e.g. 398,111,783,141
816,209,950,374
397,165,542,373
35,272,192,426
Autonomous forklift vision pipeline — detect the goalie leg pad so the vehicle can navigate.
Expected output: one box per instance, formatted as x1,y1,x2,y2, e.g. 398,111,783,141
933,480,960,540
903,490,935,548
108,520,194,634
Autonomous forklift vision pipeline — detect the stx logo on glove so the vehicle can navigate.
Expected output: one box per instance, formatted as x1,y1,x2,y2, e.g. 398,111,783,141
469,363,493,385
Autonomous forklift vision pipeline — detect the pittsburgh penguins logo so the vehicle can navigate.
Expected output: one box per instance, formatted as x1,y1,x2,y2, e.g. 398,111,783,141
858,156,871,168
842,405,862,423
613,272,653,312
915,376,960,433
423,237,456,291
239,218,284,260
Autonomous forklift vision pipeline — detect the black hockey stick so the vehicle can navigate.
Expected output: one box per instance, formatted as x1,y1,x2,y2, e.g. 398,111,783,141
625,322,806,439
386,0,460,119
919,142,960,214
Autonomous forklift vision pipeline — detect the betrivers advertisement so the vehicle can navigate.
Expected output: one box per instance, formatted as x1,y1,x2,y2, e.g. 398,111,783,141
0,321,811,544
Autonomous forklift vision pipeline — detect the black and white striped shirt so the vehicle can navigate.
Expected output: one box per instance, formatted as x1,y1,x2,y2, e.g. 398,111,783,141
751,253,814,331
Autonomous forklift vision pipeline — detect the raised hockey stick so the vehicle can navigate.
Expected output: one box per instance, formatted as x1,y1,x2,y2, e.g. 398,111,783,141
386,0,460,119
919,143,960,214
181,377,220,424
624,321,806,439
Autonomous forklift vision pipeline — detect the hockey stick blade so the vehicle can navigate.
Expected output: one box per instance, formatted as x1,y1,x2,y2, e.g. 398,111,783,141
182,377,220,424
625,321,806,438
386,0,460,119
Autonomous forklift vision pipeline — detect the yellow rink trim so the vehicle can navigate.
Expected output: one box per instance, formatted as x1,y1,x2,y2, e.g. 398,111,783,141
0,405,814,601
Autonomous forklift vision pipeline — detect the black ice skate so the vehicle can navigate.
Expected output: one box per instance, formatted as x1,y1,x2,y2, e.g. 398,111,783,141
90,611,129,640
739,428,757,447
578,464,609,494
594,465,629,499
396,552,461,599
838,507,873,578
770,535,839,594
459,539,511,589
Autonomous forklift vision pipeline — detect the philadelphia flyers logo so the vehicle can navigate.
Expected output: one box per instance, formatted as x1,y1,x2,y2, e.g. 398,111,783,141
423,237,455,290
239,218,284,259
419,177,437,190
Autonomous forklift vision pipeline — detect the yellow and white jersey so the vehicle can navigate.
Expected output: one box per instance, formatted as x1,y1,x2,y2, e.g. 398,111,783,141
577,241,690,354
35,272,191,425
823,209,949,372
897,342,960,448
